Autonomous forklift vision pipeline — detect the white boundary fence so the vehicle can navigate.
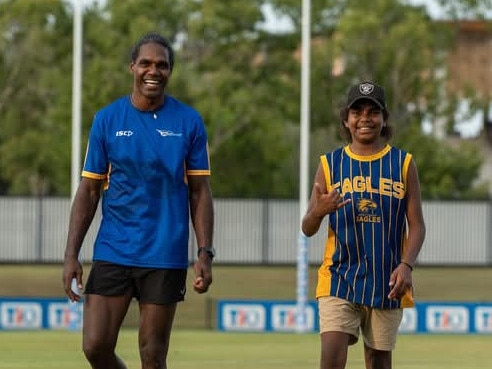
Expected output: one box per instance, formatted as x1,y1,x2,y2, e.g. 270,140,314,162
0,197,490,265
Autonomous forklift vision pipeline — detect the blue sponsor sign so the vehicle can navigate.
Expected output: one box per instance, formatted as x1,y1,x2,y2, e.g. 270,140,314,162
426,305,469,333
217,300,318,332
0,297,83,330
1,301,42,329
271,303,316,332
475,306,492,333
220,302,266,331
217,300,492,334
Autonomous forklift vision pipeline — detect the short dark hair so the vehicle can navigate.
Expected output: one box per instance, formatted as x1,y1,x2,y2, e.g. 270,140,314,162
130,32,175,71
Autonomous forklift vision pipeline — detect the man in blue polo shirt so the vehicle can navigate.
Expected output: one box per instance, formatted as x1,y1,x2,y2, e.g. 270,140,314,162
62,32,215,369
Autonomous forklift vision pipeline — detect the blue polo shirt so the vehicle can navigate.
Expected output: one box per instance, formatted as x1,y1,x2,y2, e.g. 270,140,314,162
82,95,210,268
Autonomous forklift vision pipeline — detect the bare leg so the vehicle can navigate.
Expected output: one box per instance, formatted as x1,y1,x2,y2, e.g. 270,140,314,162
364,343,392,369
320,331,353,369
138,302,177,369
82,294,133,369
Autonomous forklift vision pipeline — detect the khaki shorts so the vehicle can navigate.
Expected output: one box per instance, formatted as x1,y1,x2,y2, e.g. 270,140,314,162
318,296,403,351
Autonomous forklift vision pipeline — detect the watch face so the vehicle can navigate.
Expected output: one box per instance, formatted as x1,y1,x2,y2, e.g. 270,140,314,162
199,247,215,258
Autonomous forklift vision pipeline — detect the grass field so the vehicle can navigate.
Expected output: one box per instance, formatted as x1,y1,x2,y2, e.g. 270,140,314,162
0,329,490,369
0,265,491,368
3,264,492,300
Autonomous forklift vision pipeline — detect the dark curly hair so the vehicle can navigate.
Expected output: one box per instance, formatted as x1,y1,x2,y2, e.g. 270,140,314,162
130,32,175,71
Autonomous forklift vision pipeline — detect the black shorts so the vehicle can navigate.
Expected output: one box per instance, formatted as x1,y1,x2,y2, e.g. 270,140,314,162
85,261,187,304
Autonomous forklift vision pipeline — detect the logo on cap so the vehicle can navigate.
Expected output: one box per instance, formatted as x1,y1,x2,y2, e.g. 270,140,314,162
347,81,386,110
359,83,375,95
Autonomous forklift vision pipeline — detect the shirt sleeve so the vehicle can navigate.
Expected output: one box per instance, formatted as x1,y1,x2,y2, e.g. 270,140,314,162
81,113,109,179
186,115,211,176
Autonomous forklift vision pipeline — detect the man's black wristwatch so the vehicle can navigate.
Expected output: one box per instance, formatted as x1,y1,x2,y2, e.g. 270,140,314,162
197,246,216,260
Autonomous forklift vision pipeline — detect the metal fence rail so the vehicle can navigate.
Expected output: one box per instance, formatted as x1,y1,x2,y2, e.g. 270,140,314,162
0,197,490,265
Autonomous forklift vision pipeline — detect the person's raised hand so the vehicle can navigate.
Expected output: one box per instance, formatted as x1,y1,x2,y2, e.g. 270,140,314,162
312,183,351,218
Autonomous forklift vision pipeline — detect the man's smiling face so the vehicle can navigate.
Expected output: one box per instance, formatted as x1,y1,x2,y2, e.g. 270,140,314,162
130,42,172,100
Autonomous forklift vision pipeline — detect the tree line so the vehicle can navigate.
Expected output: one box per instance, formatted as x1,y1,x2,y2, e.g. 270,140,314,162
0,0,490,199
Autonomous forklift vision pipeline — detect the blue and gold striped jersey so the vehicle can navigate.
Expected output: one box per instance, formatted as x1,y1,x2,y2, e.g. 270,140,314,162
316,144,414,308
82,95,210,269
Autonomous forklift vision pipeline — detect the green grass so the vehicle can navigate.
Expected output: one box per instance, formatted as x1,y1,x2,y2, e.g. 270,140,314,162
3,264,492,301
0,265,491,368
0,329,490,369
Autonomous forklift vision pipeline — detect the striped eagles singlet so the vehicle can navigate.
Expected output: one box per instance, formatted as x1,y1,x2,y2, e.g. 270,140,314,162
315,144,414,309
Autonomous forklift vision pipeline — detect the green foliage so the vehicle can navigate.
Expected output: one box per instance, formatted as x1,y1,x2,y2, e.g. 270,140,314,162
178,0,302,197
0,0,73,195
0,0,489,199
328,0,454,127
393,125,488,200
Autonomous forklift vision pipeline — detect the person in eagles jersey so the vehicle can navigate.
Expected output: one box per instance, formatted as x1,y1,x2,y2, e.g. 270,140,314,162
62,32,215,369
302,81,426,369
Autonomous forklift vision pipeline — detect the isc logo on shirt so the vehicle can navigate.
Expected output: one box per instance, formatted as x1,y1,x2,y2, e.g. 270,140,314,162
115,130,133,137
271,304,315,331
426,306,469,333
221,304,266,331
1,302,42,329
475,307,492,333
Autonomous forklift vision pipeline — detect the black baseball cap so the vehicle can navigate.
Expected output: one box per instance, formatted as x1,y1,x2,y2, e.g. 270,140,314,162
346,81,386,110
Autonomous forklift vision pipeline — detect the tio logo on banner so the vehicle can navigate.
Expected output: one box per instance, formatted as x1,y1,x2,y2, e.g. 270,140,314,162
426,306,469,333
222,304,266,331
1,302,42,329
475,307,492,333
399,308,417,333
48,302,83,330
271,304,315,332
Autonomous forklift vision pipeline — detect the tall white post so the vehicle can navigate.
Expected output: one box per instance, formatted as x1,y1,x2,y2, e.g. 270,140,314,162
69,0,83,331
296,0,311,333
71,0,83,201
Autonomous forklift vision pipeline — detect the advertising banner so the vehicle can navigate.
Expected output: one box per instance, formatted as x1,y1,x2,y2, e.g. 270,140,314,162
217,300,492,334
0,297,82,330
218,300,318,332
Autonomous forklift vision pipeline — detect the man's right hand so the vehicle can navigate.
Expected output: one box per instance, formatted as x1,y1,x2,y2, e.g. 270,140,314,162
62,257,83,302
